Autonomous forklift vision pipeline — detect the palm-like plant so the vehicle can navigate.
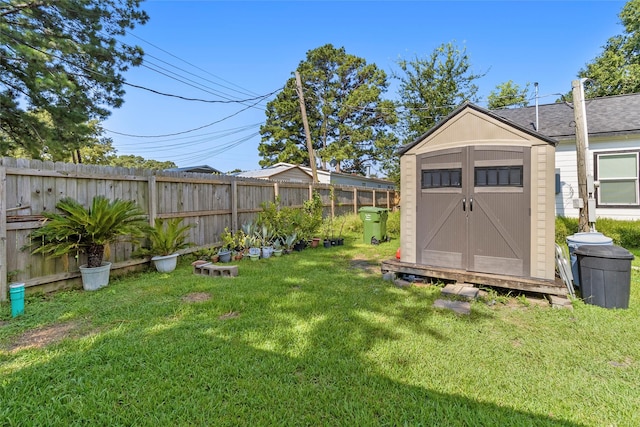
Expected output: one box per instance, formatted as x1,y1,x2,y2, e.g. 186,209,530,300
30,196,150,268
144,218,194,256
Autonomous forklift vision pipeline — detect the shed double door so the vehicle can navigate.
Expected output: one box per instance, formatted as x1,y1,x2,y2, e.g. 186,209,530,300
416,146,530,277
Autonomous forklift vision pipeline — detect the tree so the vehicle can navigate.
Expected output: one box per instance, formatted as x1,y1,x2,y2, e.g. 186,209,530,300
0,0,148,156
107,155,176,170
394,42,483,144
576,0,640,97
487,80,530,109
259,44,398,175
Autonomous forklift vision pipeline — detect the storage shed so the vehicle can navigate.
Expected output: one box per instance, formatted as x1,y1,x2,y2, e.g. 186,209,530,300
385,103,564,295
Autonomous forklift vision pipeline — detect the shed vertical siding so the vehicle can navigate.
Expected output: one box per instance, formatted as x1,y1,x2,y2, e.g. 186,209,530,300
530,145,556,280
400,154,416,264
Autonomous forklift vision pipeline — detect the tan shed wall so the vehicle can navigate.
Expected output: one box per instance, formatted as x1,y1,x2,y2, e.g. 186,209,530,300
409,109,532,153
400,154,417,264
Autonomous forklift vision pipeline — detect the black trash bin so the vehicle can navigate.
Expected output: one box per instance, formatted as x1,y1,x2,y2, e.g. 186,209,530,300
575,244,634,309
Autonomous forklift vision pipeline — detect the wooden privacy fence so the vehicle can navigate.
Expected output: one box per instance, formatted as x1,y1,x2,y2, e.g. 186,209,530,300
0,158,397,299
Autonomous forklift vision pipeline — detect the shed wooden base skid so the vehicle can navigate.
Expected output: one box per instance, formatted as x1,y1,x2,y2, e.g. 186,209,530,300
381,259,567,297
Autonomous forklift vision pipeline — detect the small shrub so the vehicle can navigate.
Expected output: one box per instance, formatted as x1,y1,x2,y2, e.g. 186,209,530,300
555,216,578,244
386,209,400,236
340,213,363,234
596,218,640,248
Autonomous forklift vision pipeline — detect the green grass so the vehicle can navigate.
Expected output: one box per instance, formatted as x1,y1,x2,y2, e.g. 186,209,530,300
1,231,639,426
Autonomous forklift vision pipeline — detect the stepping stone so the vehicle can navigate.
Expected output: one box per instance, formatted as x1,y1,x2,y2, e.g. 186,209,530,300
393,278,411,288
433,299,471,315
195,264,238,277
441,283,479,300
548,295,573,310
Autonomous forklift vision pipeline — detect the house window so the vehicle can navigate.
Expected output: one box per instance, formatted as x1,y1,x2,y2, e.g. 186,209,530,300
421,169,462,189
596,152,639,206
475,166,523,187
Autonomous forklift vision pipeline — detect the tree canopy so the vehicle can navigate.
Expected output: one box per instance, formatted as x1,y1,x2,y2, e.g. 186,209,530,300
578,0,640,97
487,80,530,109
259,44,398,175
0,0,148,157
394,42,483,144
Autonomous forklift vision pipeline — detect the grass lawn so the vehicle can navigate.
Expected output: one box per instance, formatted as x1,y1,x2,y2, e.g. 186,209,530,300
1,233,639,426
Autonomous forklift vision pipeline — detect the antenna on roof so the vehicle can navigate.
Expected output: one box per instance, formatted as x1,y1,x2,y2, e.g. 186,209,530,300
534,82,539,131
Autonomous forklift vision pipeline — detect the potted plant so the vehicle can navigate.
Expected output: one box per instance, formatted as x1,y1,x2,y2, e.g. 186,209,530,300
336,216,346,246
142,218,194,273
283,233,297,254
256,224,274,259
28,196,149,291
217,227,236,263
272,239,283,257
321,217,333,248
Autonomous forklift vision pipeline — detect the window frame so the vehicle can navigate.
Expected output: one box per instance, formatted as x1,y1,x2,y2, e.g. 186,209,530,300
474,165,523,188
594,150,640,208
421,168,462,189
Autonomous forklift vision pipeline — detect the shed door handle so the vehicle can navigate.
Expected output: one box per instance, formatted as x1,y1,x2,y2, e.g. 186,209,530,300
462,198,466,211
469,197,473,211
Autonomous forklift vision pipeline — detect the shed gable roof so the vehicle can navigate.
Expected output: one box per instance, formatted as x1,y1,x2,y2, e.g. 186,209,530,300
399,102,556,156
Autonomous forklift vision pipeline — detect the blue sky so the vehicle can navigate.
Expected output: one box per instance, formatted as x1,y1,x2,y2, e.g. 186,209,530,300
103,0,627,173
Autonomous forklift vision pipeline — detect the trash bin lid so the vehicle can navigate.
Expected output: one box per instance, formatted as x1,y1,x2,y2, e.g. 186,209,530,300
566,232,613,245
574,244,634,260
358,206,388,213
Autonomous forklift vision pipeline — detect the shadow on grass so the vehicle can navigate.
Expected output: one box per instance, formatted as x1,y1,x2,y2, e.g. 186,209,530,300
0,324,580,426
0,249,581,425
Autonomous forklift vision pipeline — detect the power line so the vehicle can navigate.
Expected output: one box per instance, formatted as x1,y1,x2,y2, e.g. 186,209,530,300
1,30,280,107
125,30,260,98
104,95,268,138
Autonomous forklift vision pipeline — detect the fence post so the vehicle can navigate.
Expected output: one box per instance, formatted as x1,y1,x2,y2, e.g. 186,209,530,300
147,175,157,226
387,190,391,209
231,179,238,232
353,188,358,215
372,189,376,207
330,186,335,218
0,167,6,301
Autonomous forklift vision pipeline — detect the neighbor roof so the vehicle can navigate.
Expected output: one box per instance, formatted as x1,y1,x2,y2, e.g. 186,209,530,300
237,164,312,179
166,165,222,174
494,92,640,141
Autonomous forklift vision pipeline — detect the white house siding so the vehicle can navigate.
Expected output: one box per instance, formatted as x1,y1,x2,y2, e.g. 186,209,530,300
556,136,640,220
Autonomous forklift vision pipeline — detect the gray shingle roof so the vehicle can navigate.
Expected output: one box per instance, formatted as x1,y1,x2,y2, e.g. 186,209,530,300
494,93,640,140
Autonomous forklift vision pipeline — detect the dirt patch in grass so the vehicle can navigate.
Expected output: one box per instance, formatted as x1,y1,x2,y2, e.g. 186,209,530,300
7,321,80,352
350,255,380,275
182,292,211,303
218,311,240,320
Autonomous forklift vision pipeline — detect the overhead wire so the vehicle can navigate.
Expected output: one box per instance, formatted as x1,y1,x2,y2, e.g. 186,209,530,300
113,124,262,151
125,30,260,98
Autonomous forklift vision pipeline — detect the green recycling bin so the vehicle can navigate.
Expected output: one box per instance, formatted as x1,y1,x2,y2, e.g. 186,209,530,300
359,206,388,244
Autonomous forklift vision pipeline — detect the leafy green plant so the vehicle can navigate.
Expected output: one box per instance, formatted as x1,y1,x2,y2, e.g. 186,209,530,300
220,227,236,250
555,216,578,244
29,196,149,268
143,218,194,256
255,224,275,247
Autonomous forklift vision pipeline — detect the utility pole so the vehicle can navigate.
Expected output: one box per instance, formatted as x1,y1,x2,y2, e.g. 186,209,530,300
295,71,319,183
572,79,595,233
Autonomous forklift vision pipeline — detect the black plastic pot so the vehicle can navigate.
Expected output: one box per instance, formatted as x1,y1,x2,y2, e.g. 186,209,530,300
323,240,332,248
